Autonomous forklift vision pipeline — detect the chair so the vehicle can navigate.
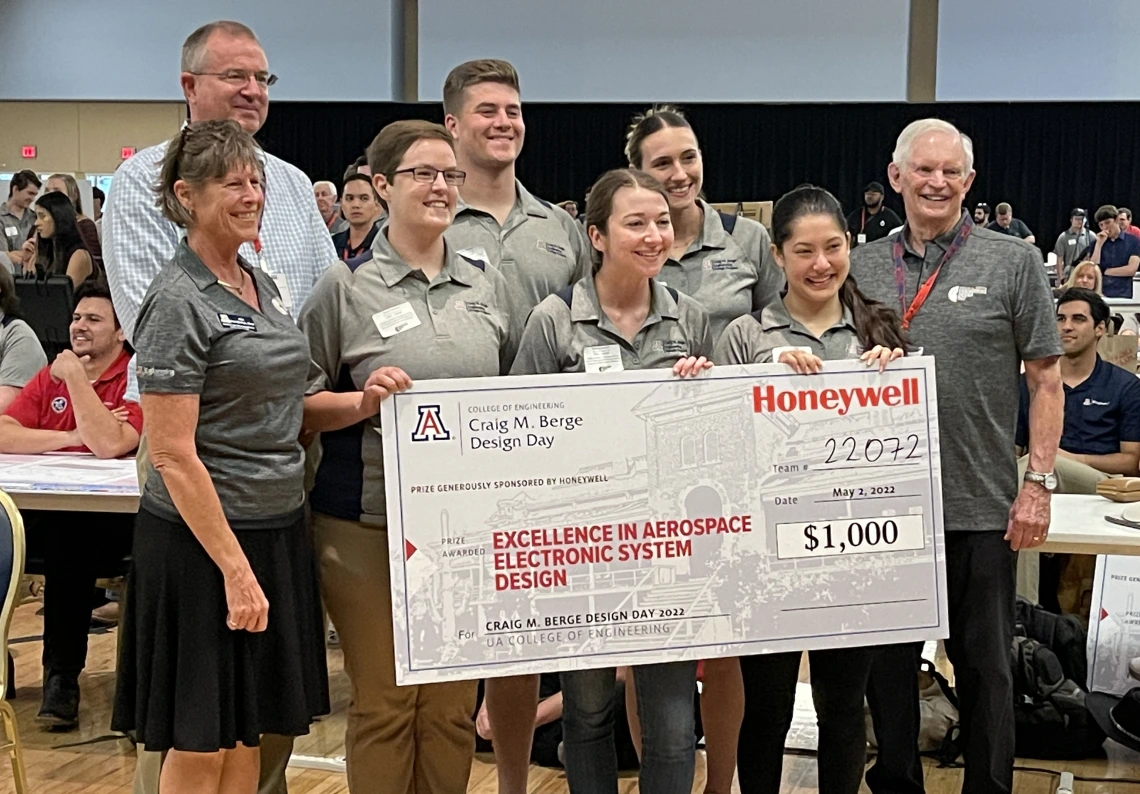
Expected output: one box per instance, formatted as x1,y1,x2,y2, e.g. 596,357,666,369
0,491,28,793
708,201,742,217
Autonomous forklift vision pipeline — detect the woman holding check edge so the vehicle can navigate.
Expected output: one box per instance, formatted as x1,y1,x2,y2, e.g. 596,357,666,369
715,185,907,794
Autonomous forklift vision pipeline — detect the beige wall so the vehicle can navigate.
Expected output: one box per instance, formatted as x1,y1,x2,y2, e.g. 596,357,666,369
0,102,185,174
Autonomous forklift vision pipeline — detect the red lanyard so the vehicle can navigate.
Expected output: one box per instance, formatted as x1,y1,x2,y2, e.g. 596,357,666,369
891,218,973,330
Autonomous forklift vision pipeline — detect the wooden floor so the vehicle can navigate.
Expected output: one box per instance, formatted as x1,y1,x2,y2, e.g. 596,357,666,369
0,599,1135,793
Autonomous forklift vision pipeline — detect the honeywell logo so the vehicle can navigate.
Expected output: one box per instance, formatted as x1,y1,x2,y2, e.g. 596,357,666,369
753,378,921,416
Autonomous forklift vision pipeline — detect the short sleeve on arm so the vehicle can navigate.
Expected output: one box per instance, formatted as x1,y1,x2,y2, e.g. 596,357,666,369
0,324,46,388
296,265,346,396
133,288,212,395
509,298,565,376
1012,251,1063,361
2,370,46,428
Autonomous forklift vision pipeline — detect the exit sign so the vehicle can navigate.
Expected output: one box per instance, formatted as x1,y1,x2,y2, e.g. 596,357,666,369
20,146,36,159
121,147,136,160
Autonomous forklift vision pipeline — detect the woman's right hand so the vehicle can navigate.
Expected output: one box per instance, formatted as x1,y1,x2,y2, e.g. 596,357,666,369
778,349,824,374
224,564,269,633
358,366,413,417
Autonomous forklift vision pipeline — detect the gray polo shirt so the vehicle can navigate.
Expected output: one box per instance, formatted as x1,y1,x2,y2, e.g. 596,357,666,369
715,300,859,365
657,200,783,341
0,202,34,256
511,275,713,375
446,180,590,338
0,315,46,388
849,212,1061,534
134,240,309,527
299,229,515,526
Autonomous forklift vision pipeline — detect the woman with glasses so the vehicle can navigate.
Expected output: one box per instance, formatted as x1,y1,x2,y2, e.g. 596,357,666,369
298,119,515,794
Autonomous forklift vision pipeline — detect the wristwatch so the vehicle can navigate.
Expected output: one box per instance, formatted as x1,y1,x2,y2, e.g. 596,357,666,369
1024,470,1058,491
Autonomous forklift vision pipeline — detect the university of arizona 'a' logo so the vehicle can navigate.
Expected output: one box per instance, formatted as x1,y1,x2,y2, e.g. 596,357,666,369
411,405,450,441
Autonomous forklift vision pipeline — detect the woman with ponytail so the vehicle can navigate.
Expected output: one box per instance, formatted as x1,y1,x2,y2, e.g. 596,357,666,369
714,185,906,794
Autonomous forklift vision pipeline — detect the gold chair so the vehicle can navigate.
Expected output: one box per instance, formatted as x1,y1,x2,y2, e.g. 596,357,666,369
0,491,28,793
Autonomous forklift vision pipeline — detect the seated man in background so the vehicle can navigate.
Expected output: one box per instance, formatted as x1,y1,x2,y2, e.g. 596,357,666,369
0,266,47,412
988,201,1036,244
1016,288,1140,615
0,281,140,730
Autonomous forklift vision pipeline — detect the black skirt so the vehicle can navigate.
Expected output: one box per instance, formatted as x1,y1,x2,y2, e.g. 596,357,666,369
112,507,330,752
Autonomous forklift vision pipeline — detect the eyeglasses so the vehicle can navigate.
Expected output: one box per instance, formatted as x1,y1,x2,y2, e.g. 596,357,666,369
392,167,466,186
192,69,278,89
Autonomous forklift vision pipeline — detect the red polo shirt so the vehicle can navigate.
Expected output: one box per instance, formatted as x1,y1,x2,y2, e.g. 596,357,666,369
3,350,142,454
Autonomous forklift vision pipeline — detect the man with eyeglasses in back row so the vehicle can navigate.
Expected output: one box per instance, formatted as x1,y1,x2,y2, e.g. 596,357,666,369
102,19,336,794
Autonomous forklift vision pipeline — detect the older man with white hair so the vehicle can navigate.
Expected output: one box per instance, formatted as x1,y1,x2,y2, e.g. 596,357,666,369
313,180,347,234
850,119,1063,794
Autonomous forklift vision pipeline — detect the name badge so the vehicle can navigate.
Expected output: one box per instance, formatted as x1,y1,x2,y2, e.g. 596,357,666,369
583,345,623,373
270,273,294,316
1068,239,1076,245
373,303,422,338
3,226,16,239
857,234,868,245
218,312,256,331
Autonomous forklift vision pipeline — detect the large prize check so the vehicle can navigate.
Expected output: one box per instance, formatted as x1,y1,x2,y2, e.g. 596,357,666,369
381,357,948,684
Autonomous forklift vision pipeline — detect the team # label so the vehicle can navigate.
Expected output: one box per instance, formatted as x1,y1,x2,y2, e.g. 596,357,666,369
492,516,752,591
753,377,921,416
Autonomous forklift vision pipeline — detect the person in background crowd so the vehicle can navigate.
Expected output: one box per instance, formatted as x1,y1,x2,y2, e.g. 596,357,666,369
314,180,348,234
91,186,105,221
300,119,513,794
718,185,905,794
974,202,991,226
1056,260,1102,297
623,103,779,793
846,181,902,247
511,167,712,794
558,200,578,217
40,174,103,273
2,171,41,273
625,105,782,343
0,266,46,413
112,119,329,794
0,281,140,730
102,19,337,794
330,173,382,261
1118,207,1140,240
1082,204,1140,299
441,57,589,794
343,154,371,183
28,192,96,286
852,118,1062,794
987,202,1035,244
1054,209,1096,277
1017,288,1140,486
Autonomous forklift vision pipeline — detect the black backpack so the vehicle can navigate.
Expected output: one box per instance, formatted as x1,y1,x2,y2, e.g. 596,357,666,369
1010,635,1105,760
1014,597,1088,687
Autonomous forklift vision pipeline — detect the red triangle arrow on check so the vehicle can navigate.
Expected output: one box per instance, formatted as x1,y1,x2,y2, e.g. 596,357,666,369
1101,607,1109,621
405,539,418,560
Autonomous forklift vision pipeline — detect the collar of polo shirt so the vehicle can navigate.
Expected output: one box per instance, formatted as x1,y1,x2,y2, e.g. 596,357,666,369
173,240,256,293
899,209,970,257
571,274,681,325
454,179,550,221
367,228,478,289
761,297,856,336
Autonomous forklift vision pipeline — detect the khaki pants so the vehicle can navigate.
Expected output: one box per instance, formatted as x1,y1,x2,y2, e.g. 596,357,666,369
1015,454,1108,606
129,433,295,794
312,512,476,794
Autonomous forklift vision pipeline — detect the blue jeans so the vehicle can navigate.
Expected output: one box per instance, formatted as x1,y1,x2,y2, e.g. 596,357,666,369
560,661,697,794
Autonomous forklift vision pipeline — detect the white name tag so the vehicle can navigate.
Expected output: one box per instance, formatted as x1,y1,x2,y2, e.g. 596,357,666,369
3,226,15,238
857,234,867,245
583,344,623,373
270,273,293,316
1068,239,1076,245
218,312,256,331
373,303,422,338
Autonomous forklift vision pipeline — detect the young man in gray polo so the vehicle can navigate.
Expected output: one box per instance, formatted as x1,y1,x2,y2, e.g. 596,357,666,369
443,60,590,345
440,57,589,794
850,119,1062,794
